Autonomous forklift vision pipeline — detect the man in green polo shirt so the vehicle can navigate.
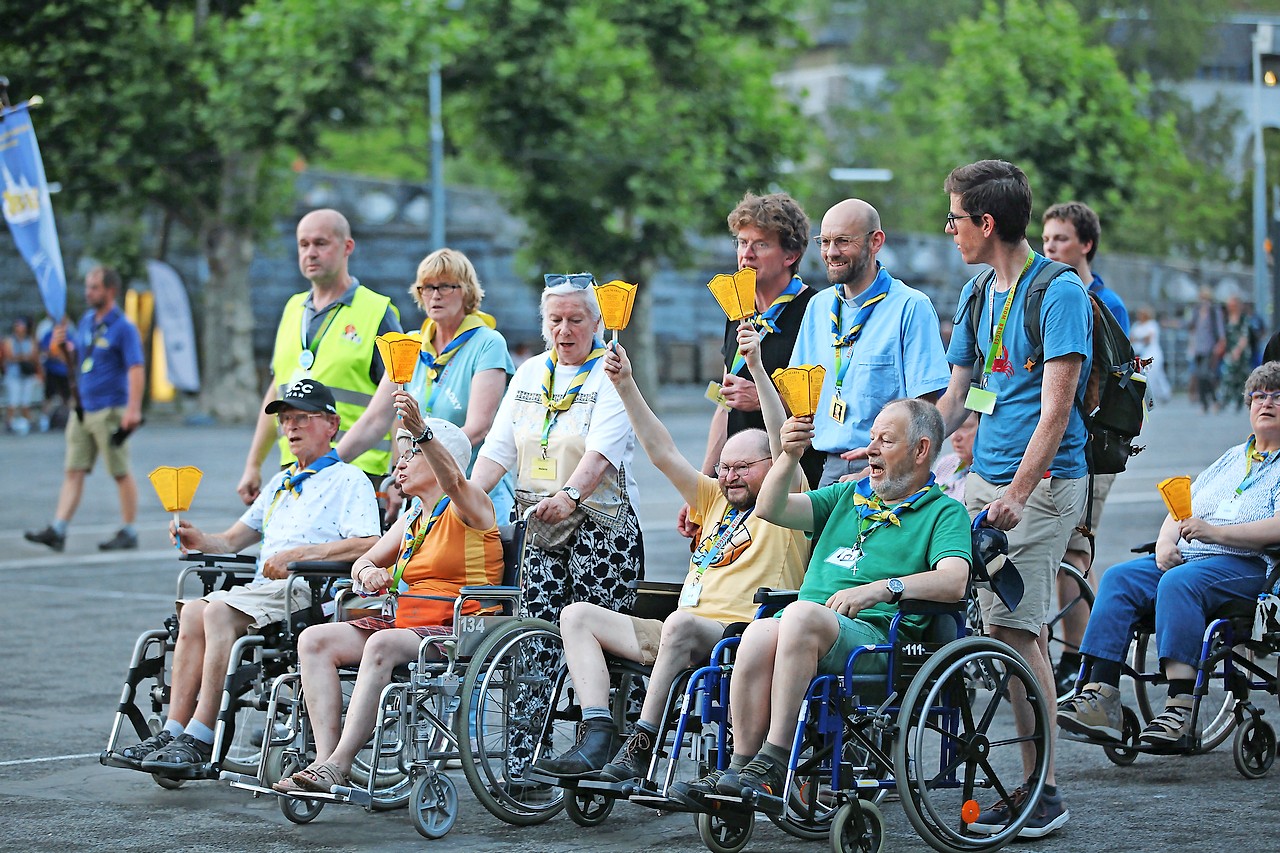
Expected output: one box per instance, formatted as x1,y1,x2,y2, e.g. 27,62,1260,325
670,398,972,808
237,209,401,505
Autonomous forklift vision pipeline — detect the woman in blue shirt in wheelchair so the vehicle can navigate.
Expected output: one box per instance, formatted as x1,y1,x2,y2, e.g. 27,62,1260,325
1059,362,1280,746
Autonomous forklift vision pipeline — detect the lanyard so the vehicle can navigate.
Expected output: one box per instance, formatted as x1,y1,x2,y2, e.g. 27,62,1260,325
301,303,344,360
831,269,891,394
980,253,1034,384
694,506,753,573
1237,436,1277,496
539,343,605,454
390,496,450,588
727,276,804,377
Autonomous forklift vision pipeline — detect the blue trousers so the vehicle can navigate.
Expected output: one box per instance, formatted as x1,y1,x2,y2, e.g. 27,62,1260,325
1079,553,1266,669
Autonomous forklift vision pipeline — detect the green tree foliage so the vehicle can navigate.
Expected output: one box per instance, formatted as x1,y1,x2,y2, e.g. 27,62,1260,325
855,0,1239,259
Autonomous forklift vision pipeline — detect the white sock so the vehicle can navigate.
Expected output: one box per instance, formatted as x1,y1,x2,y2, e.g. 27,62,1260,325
184,719,215,745
163,719,184,737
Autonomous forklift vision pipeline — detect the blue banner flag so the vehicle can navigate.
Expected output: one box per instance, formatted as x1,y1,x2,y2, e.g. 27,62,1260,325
1,102,67,321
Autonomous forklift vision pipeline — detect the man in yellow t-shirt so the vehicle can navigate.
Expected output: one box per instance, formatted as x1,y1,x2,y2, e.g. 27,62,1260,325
532,342,808,783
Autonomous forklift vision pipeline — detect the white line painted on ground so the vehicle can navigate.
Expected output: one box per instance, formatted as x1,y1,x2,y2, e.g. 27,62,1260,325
21,582,173,602
0,548,183,572
0,752,98,767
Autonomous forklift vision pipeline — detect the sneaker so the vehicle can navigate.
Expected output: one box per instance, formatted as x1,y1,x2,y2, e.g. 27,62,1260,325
99,528,139,551
112,730,175,769
719,754,784,800
1055,660,1080,696
969,784,1069,838
667,768,726,807
598,727,656,782
1057,682,1123,742
140,732,213,773
24,525,65,552
1139,695,1195,745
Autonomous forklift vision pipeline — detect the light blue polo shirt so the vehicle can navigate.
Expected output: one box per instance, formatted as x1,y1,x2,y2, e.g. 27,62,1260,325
790,266,950,453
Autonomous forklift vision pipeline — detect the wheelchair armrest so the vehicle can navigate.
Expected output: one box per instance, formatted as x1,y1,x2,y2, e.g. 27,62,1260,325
721,621,749,640
182,552,258,568
1131,540,1157,554
752,588,799,607
458,584,521,598
632,581,682,622
287,560,354,577
899,599,965,616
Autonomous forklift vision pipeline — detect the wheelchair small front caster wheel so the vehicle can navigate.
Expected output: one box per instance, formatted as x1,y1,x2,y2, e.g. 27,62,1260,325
830,800,885,853
1233,716,1276,779
1104,706,1142,767
696,809,754,853
410,770,458,839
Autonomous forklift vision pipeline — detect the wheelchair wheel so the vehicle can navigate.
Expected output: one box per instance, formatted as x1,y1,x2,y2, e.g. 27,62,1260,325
1233,716,1276,779
895,636,1049,853
457,618,569,825
278,756,325,824
696,810,754,853
566,788,615,827
829,800,885,853
1103,706,1142,767
1132,630,1237,752
409,769,459,839
1047,561,1093,700
150,773,185,790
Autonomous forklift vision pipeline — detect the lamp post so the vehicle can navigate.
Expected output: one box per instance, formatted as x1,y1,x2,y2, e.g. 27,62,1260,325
429,60,444,250
1254,24,1271,324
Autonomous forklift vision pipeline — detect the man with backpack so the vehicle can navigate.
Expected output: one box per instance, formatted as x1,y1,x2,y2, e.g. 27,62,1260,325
1041,200,1130,694
936,160,1092,839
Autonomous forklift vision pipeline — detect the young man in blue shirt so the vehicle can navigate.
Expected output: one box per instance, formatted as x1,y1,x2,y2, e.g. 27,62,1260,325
25,267,145,552
936,160,1092,839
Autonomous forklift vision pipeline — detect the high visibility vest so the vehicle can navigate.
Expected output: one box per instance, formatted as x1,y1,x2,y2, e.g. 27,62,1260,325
270,285,395,476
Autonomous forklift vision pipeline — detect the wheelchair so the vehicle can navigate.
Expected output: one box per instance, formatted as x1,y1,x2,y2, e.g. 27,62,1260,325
223,511,565,838
100,552,341,789
647,527,1050,853
1060,544,1280,778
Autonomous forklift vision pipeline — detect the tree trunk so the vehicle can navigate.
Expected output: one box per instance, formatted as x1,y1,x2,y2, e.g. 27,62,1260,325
198,154,263,422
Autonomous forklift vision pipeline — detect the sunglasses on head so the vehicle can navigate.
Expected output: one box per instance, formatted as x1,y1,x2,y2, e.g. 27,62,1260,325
544,273,595,290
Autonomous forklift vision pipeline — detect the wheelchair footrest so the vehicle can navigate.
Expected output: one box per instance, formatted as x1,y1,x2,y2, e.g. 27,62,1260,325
628,791,703,814
523,767,577,787
576,777,639,799
99,751,137,771
703,790,784,816
222,771,274,795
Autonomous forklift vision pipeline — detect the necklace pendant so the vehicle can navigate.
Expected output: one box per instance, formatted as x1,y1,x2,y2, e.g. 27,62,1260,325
298,350,315,370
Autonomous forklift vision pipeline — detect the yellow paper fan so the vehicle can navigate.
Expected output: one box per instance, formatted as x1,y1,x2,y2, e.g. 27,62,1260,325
594,280,639,331
375,332,422,385
148,466,204,513
1157,475,1193,521
770,365,826,418
706,268,757,321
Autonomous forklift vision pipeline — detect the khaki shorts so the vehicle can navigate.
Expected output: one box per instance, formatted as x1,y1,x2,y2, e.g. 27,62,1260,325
65,407,130,477
1066,472,1115,553
966,474,1087,634
178,578,311,631
627,614,730,666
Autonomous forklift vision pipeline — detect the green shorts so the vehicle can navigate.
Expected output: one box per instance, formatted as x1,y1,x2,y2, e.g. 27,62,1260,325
816,613,889,676
65,407,131,477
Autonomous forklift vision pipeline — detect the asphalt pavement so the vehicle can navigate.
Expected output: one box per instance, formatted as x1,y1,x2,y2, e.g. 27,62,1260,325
1,388,1276,852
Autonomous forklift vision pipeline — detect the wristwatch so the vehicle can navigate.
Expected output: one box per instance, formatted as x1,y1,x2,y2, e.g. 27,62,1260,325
886,577,905,604
560,486,582,506
413,424,434,445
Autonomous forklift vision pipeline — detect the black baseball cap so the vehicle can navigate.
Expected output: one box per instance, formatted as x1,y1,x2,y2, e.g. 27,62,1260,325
265,379,338,415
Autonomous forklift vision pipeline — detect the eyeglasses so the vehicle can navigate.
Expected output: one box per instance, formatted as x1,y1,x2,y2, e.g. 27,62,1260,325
713,457,770,479
1247,391,1280,404
278,412,327,428
813,231,876,252
732,237,775,254
399,445,424,462
418,283,463,294
544,273,595,290
945,212,983,231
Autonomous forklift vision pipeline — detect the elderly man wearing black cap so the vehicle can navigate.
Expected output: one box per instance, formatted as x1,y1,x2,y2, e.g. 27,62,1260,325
108,379,381,777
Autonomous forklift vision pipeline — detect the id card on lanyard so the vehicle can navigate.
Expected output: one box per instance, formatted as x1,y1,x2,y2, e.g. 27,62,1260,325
965,254,1033,415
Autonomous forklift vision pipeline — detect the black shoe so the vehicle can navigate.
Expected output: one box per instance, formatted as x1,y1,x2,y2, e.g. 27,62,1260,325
531,719,616,779
598,727,657,782
140,732,213,773
112,730,175,769
98,529,138,551
24,525,65,552
1055,660,1080,696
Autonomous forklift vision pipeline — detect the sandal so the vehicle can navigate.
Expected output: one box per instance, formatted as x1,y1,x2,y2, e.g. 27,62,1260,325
271,774,308,794
292,761,350,793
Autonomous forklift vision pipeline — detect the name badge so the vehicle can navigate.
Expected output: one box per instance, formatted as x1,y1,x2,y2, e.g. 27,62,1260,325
299,350,316,370
1216,495,1242,521
705,380,730,411
965,386,997,415
825,546,861,572
829,396,847,424
678,578,702,608
529,456,558,481
81,357,94,374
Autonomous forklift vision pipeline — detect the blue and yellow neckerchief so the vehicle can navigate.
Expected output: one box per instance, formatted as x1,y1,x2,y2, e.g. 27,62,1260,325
851,475,934,545
830,267,891,394
539,340,605,453
264,448,341,526
727,276,804,377
416,312,493,413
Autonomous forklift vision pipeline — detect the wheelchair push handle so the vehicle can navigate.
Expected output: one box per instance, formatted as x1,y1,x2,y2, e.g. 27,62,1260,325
972,509,990,531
